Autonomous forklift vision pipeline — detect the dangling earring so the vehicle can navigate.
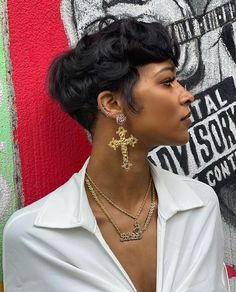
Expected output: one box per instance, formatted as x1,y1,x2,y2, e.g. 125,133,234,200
108,114,138,171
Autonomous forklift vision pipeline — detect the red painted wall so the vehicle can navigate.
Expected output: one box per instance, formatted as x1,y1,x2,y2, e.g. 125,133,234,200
4,0,236,287
7,0,91,205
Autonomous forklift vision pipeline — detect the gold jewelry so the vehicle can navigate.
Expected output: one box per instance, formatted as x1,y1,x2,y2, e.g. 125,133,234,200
85,177,157,242
85,172,151,220
108,126,138,171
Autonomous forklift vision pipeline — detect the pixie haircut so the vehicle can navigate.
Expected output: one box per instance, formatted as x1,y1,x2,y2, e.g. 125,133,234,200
48,15,180,133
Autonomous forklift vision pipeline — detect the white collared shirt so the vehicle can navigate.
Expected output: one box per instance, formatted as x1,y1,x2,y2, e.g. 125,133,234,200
3,159,230,291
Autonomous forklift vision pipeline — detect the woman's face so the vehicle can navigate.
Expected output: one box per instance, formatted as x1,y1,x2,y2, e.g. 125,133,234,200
125,60,194,148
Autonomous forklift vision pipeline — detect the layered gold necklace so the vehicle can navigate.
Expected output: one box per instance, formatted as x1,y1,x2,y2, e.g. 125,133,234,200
85,172,157,242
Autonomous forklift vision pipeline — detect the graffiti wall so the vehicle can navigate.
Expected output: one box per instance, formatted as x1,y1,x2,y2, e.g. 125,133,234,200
1,0,236,290
0,0,91,290
60,0,236,289
0,0,20,289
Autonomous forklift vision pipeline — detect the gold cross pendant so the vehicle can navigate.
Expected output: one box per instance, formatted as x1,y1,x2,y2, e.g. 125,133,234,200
108,126,138,171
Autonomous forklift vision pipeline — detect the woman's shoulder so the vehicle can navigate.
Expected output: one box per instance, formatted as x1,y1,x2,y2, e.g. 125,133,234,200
4,192,52,239
3,172,81,239
179,173,219,206
156,165,219,208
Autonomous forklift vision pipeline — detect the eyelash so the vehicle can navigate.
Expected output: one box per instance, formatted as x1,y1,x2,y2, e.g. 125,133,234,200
162,77,176,87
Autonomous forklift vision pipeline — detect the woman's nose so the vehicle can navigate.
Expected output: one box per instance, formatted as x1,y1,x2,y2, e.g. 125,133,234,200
177,82,195,104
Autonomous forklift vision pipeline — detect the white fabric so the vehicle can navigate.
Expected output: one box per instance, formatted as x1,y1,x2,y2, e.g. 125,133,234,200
3,158,230,291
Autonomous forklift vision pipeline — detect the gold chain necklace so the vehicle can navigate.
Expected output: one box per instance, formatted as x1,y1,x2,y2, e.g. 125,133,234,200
85,177,157,242
85,172,151,220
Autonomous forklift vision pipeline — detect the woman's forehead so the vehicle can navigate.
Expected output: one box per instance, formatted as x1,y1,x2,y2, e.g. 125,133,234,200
137,60,176,78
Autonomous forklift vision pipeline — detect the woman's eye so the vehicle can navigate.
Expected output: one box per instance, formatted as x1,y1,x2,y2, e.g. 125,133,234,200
162,78,175,87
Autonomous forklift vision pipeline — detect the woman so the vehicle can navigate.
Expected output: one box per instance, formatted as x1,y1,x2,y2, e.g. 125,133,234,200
3,16,229,291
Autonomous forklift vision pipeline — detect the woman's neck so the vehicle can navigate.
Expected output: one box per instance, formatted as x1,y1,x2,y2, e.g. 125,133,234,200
86,141,151,212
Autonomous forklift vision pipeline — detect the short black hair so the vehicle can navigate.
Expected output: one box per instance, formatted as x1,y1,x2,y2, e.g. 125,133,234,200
48,15,180,133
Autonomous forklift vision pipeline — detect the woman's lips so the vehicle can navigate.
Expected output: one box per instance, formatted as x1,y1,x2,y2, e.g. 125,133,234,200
181,112,192,127
181,112,191,121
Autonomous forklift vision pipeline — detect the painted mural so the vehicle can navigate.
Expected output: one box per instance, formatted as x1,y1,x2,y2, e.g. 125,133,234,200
60,0,236,289
0,0,20,289
0,0,91,289
1,0,236,290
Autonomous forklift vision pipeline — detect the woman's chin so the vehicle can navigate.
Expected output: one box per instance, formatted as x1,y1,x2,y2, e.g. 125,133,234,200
165,132,190,147
174,133,190,146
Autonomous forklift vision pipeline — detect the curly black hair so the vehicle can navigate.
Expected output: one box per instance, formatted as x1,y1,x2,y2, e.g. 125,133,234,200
48,15,180,133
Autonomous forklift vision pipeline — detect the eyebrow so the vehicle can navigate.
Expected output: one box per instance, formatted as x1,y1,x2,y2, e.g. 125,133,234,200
153,66,176,77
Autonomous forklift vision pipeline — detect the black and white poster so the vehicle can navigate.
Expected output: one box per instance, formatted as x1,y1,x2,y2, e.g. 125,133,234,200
60,0,236,288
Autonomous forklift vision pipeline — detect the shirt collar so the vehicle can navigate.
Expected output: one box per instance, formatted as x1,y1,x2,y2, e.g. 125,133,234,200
150,163,204,220
34,157,205,230
34,157,96,232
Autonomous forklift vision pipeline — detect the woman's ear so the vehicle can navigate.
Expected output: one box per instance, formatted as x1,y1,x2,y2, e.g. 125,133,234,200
97,91,123,119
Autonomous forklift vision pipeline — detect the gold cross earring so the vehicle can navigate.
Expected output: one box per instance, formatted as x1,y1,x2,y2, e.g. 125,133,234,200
108,114,138,171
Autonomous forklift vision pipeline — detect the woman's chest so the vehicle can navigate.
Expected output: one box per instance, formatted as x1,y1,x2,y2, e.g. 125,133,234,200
98,211,158,292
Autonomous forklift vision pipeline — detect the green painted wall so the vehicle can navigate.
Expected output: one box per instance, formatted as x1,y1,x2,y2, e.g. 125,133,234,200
0,0,21,286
